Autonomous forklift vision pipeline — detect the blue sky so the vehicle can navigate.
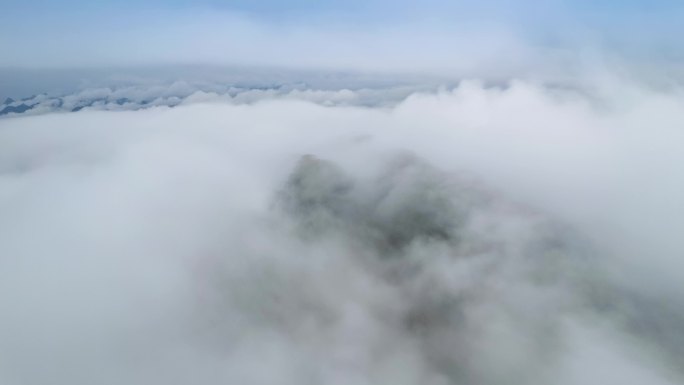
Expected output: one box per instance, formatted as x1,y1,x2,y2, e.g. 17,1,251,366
1,0,682,71
4,0,681,17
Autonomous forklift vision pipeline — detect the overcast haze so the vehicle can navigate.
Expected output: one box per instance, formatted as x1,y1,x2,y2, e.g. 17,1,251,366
1,1,683,385
2,0,683,72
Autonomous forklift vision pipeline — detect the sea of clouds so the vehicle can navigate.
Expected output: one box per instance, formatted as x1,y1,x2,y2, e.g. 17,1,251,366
1,76,683,385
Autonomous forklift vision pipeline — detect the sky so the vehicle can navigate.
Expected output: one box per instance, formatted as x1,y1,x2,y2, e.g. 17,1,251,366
1,0,683,72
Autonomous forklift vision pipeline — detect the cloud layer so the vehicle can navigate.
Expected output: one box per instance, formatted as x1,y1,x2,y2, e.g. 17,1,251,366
1,79,683,384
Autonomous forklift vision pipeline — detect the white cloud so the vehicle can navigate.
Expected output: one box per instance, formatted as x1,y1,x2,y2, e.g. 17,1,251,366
0,79,683,384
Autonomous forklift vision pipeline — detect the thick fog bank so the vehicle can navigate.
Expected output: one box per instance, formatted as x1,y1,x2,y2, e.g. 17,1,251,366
0,81,683,384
